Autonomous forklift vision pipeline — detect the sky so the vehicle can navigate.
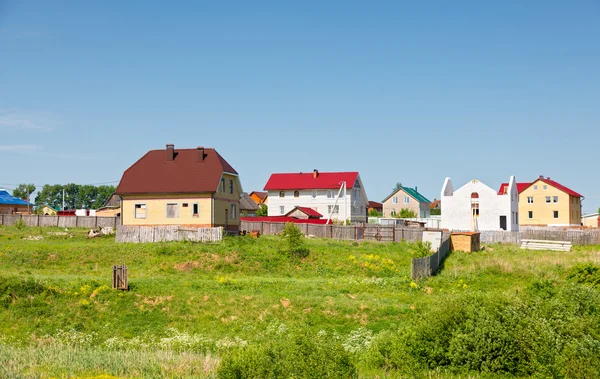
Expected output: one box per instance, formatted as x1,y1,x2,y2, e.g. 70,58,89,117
1,1,599,212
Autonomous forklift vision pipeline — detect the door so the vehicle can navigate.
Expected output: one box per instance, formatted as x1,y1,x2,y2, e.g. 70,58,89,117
499,215,507,231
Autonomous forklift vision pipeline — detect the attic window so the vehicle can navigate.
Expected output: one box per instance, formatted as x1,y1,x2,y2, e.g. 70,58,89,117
279,191,285,198
221,179,225,193
229,180,234,194
294,191,299,198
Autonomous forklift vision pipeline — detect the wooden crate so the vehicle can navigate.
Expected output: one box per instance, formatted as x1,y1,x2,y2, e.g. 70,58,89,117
450,232,481,252
112,263,128,290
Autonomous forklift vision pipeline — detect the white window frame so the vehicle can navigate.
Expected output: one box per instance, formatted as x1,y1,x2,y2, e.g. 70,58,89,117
545,196,551,204
328,205,339,214
279,206,285,215
166,203,179,219
392,196,398,204
404,196,410,204
231,204,236,219
326,190,334,199
534,185,538,190
279,191,285,198
553,196,558,203
134,203,146,219
527,196,533,204
543,185,548,190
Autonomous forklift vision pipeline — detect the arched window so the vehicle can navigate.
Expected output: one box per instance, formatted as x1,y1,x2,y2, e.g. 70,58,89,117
471,192,479,199
279,191,285,198
294,191,299,198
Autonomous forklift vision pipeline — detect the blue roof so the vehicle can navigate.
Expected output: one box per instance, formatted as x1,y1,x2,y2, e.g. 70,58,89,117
0,190,33,206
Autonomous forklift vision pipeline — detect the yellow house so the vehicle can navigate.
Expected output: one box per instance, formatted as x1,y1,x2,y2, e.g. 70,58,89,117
116,144,242,231
499,176,583,226
38,205,58,216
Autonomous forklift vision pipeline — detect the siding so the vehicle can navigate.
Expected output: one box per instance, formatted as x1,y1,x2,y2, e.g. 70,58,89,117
121,194,212,226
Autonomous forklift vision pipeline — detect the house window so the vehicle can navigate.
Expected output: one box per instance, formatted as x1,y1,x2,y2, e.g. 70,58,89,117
553,211,559,219
534,185,538,190
134,204,146,219
279,206,285,215
294,191,300,198
391,210,396,217
545,196,551,203
392,196,398,204
182,203,189,208
553,196,558,203
312,190,316,199
231,204,236,219
229,180,234,194
221,179,225,192
528,211,533,219
527,196,533,204
326,190,334,199
404,196,410,204
192,203,199,217
515,212,518,224
166,203,178,218
543,185,547,190
279,191,285,198
328,205,339,214
472,208,479,216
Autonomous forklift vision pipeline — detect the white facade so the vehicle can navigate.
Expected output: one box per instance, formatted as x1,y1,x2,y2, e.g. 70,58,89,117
441,176,519,232
267,177,369,223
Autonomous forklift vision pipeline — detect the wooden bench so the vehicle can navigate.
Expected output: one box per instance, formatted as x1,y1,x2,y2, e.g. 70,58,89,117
520,239,572,251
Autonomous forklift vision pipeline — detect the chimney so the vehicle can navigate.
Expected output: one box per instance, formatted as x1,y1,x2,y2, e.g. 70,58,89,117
166,143,174,161
313,169,319,178
415,186,418,192
539,175,543,179
197,146,205,162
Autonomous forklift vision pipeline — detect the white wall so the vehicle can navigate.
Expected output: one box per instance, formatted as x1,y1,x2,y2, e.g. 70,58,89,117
441,176,519,232
267,176,368,222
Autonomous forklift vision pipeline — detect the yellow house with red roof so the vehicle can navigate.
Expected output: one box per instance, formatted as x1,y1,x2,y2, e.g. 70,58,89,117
498,176,583,226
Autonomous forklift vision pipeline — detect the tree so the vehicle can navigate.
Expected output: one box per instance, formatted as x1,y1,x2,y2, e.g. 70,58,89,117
35,184,116,210
13,184,36,201
256,204,268,217
395,208,417,218
392,182,403,192
368,209,382,217
430,208,441,216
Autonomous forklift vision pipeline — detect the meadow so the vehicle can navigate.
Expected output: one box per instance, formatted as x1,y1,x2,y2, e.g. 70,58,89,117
0,224,599,378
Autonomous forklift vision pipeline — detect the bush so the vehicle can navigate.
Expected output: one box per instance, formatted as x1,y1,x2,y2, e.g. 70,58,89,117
567,263,600,286
409,241,432,258
281,223,309,258
256,204,268,217
368,209,382,217
217,331,358,378
14,218,25,230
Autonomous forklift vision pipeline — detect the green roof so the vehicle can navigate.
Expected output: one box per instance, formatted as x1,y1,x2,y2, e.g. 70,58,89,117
382,186,431,204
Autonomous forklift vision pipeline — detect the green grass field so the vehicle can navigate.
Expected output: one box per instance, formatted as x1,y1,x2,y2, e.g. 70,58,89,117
1,225,599,378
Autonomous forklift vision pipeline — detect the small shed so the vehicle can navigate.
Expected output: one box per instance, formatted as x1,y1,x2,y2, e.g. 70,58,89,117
450,232,481,252
285,206,323,219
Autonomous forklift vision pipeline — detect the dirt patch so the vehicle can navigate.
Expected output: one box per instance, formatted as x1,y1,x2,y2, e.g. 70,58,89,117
174,261,202,272
280,298,291,309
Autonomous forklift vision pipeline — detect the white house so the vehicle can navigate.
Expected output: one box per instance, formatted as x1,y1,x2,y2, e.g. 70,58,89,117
264,170,369,223
441,176,519,232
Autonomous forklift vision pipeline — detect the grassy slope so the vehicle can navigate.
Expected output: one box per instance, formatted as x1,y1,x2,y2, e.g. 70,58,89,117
0,225,599,378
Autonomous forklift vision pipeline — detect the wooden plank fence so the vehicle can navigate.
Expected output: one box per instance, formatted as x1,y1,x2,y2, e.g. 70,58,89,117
115,225,223,243
240,221,424,243
411,232,452,280
0,214,118,228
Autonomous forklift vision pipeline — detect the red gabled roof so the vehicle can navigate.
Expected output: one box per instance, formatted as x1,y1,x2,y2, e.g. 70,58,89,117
497,182,531,195
498,177,583,198
250,191,268,201
264,172,359,190
368,201,383,209
240,216,329,224
291,206,323,218
116,147,238,194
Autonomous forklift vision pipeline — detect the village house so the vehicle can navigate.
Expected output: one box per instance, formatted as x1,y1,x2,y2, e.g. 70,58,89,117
382,186,431,218
498,176,583,227
116,144,242,231
95,193,121,217
367,201,383,215
249,191,268,205
0,189,33,214
441,176,519,232
582,213,599,228
264,170,369,223
239,192,260,217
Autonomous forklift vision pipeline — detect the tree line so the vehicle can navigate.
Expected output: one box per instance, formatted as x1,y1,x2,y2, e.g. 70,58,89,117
12,183,116,210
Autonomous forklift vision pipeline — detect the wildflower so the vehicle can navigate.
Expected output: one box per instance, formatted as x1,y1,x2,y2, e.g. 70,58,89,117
410,281,418,289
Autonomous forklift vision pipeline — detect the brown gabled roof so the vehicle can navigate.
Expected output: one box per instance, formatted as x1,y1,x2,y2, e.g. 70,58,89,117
250,191,268,202
368,201,383,209
240,192,260,211
116,146,238,194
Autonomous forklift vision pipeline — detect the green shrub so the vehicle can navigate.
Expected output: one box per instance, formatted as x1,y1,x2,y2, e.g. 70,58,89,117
409,241,432,258
14,218,25,230
217,331,357,378
281,223,309,259
567,263,600,286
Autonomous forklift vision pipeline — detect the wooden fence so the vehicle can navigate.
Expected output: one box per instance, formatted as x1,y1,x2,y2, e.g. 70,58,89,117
115,225,223,243
0,214,118,228
478,229,600,246
411,232,451,280
240,221,424,243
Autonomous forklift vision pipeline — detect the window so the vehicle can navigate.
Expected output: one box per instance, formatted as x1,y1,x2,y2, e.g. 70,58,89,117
404,196,410,204
294,191,299,198
166,203,178,218
279,206,285,215
545,196,551,203
543,185,547,190
534,185,538,190
553,196,558,203
515,212,518,224
231,204,236,219
279,191,285,198
391,210,396,217
229,180,234,194
312,190,316,199
528,211,533,218
553,211,559,219
221,179,225,192
192,203,199,217
392,196,398,204
326,190,334,199
472,208,479,216
328,205,339,214
527,196,534,204
182,203,189,208
134,204,146,219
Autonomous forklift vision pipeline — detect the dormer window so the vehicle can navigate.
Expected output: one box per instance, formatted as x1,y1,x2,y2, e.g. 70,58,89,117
279,191,285,198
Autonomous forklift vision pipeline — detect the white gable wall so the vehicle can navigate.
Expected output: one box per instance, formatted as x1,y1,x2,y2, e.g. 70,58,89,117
441,176,519,232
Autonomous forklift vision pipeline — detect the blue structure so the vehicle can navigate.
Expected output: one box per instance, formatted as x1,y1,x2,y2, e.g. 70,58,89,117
0,189,33,213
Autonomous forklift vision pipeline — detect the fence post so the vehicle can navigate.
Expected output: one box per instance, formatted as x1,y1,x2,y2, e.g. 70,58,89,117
306,223,309,236
393,227,396,242
75,216,79,228
95,217,98,228
1,214,3,225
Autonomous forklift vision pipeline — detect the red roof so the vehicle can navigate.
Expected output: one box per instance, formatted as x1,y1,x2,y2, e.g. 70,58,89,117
264,172,359,190
240,216,329,224
250,191,268,202
116,147,237,194
368,201,383,209
498,177,582,198
497,182,532,195
288,206,323,218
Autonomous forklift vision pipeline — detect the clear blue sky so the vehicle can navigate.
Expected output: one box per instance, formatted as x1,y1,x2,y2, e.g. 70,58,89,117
1,1,599,212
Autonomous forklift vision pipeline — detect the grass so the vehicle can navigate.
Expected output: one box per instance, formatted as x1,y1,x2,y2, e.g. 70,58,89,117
1,225,599,378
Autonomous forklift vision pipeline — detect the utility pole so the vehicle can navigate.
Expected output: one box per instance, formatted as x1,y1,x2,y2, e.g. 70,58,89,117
62,188,65,211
